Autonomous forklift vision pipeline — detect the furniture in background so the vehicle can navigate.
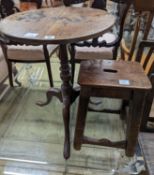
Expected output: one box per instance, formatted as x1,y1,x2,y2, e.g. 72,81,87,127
0,0,58,87
19,0,63,10
137,40,154,132
0,0,20,19
118,0,154,129
19,0,38,11
69,0,130,84
20,0,43,9
0,48,8,87
139,132,154,175
73,40,152,156
139,83,154,175
0,6,115,159
44,0,63,7
120,0,154,61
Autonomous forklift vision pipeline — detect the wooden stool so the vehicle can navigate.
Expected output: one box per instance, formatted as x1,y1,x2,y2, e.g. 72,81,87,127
74,59,151,157
139,133,154,175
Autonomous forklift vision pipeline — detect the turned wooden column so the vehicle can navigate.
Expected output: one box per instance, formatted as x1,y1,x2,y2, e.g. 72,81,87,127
59,44,72,159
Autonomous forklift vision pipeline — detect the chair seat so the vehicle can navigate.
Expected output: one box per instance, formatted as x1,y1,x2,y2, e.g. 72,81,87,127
7,44,58,61
75,33,116,60
0,49,8,83
78,59,151,90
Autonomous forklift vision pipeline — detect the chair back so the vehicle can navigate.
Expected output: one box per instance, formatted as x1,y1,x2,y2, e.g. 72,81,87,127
44,0,63,7
133,0,154,12
135,40,154,76
136,40,154,132
121,0,154,61
0,0,19,18
72,0,133,59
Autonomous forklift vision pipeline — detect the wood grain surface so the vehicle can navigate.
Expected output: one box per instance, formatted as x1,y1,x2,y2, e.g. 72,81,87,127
0,7,115,44
78,59,152,90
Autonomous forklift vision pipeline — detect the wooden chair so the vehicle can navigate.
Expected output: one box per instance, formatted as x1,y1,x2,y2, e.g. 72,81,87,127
73,40,153,157
0,47,8,85
137,40,154,132
120,0,154,61
137,41,154,174
0,0,58,87
69,0,132,84
139,132,154,175
44,0,63,7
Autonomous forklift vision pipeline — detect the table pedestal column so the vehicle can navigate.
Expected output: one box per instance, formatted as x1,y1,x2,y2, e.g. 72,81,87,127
37,44,80,159
59,44,72,159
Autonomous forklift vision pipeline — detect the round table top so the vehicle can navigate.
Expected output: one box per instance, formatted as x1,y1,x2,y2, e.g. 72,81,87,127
0,7,115,45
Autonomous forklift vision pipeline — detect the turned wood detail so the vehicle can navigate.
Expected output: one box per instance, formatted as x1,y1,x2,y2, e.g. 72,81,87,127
59,44,72,159
71,0,132,50
59,45,72,101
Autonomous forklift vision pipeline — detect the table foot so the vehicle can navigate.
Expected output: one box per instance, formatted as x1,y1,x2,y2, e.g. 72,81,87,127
64,136,70,159
36,88,63,106
62,99,71,159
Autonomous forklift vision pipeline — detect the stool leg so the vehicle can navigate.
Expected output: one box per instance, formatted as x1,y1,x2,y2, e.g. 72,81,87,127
126,91,146,157
74,90,90,150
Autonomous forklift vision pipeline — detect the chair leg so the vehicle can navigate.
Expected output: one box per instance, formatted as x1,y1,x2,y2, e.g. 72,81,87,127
1,44,14,87
12,65,22,86
74,90,90,150
113,45,119,60
71,59,75,85
43,45,54,87
45,58,54,87
7,61,14,87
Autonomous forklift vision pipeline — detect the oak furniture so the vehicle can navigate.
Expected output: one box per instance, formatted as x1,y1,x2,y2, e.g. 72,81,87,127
139,132,154,175
136,42,154,175
0,0,58,87
120,0,154,61
44,0,63,7
138,40,154,132
0,48,8,85
73,41,152,156
0,6,115,159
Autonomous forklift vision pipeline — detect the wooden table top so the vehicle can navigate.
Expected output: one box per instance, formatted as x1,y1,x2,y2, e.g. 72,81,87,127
0,7,115,45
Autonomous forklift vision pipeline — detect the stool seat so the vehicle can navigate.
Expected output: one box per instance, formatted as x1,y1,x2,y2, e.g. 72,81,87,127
78,59,151,90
